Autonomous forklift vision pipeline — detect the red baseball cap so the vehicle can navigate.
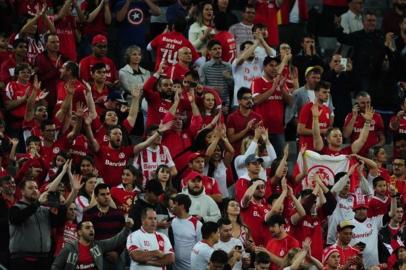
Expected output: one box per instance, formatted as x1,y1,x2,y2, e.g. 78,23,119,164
188,152,205,162
92,34,108,45
183,171,204,183
353,195,369,210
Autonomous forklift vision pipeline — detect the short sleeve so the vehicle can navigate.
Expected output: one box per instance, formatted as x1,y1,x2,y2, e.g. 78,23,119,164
126,233,140,253
162,234,174,253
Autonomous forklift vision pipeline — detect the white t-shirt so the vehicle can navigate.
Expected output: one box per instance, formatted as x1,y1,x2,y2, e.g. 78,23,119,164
127,228,174,270
231,57,263,107
327,194,355,245
191,241,214,270
203,161,229,197
74,195,89,222
350,216,383,267
172,216,202,270
214,238,245,270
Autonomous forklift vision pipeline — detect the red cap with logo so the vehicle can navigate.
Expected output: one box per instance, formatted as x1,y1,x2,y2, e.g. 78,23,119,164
92,34,108,45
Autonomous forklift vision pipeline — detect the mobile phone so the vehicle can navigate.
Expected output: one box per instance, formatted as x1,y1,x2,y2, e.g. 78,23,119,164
340,57,347,71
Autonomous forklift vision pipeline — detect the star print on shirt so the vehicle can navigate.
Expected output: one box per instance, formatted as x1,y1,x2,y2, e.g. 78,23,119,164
127,8,144,25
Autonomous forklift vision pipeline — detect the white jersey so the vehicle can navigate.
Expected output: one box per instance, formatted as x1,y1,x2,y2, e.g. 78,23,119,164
172,216,202,270
74,195,89,223
350,215,383,267
191,241,214,270
213,238,245,270
231,57,263,107
133,145,175,185
127,227,174,270
327,194,355,245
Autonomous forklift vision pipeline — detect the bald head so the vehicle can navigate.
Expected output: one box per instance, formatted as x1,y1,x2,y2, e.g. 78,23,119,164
178,47,192,64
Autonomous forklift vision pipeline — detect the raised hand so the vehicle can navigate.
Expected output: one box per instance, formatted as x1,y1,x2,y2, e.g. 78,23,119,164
311,103,321,118
283,144,289,158
37,90,49,101
10,138,19,146
71,174,83,191
362,105,374,122
158,120,174,133
75,102,87,118
187,89,195,104
131,85,141,100
260,127,269,142
281,177,288,192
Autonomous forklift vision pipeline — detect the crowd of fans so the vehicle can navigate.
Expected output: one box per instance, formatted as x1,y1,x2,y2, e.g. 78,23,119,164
1,0,406,269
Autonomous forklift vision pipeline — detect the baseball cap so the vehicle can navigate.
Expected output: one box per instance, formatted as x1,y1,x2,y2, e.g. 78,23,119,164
92,34,108,45
144,179,164,196
183,171,204,183
322,246,339,264
107,91,127,104
337,220,355,231
188,152,205,162
245,154,264,165
305,65,324,77
353,196,369,210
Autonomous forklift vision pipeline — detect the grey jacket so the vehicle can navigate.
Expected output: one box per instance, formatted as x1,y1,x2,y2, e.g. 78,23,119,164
9,201,65,256
51,227,131,270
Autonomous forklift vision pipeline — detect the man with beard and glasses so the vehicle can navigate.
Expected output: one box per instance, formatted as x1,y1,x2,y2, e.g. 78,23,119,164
52,218,134,270
85,121,172,186
181,171,221,222
231,40,266,109
227,87,263,155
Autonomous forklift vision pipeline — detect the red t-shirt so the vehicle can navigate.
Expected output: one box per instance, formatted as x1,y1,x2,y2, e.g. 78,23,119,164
56,80,87,107
367,195,390,217
332,244,360,267
241,199,271,246
344,112,384,157
68,134,89,165
77,243,96,270
251,76,288,134
54,15,77,61
212,31,237,63
253,0,279,46
40,134,69,170
54,222,77,256
0,56,16,84
92,117,133,146
226,110,263,155
150,31,199,71
266,234,300,270
79,55,118,83
95,145,134,186
298,102,331,150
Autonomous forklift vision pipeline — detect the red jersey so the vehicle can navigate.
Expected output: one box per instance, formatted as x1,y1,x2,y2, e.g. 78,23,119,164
111,185,137,214
54,15,77,61
291,215,324,260
298,102,331,150
54,222,77,256
163,63,189,81
77,243,96,270
95,145,134,186
56,80,87,106
40,134,69,169
4,80,31,124
241,199,271,246
226,110,263,155
150,31,199,71
367,195,390,217
265,234,300,270
320,146,353,156
79,55,118,83
68,134,89,165
91,84,110,105
344,112,384,157
251,76,288,133
331,243,360,267
390,115,406,136
281,65,297,90
234,177,272,205
253,0,279,46
212,31,237,63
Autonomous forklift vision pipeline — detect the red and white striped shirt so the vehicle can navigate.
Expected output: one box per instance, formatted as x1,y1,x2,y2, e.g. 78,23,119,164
133,145,175,185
